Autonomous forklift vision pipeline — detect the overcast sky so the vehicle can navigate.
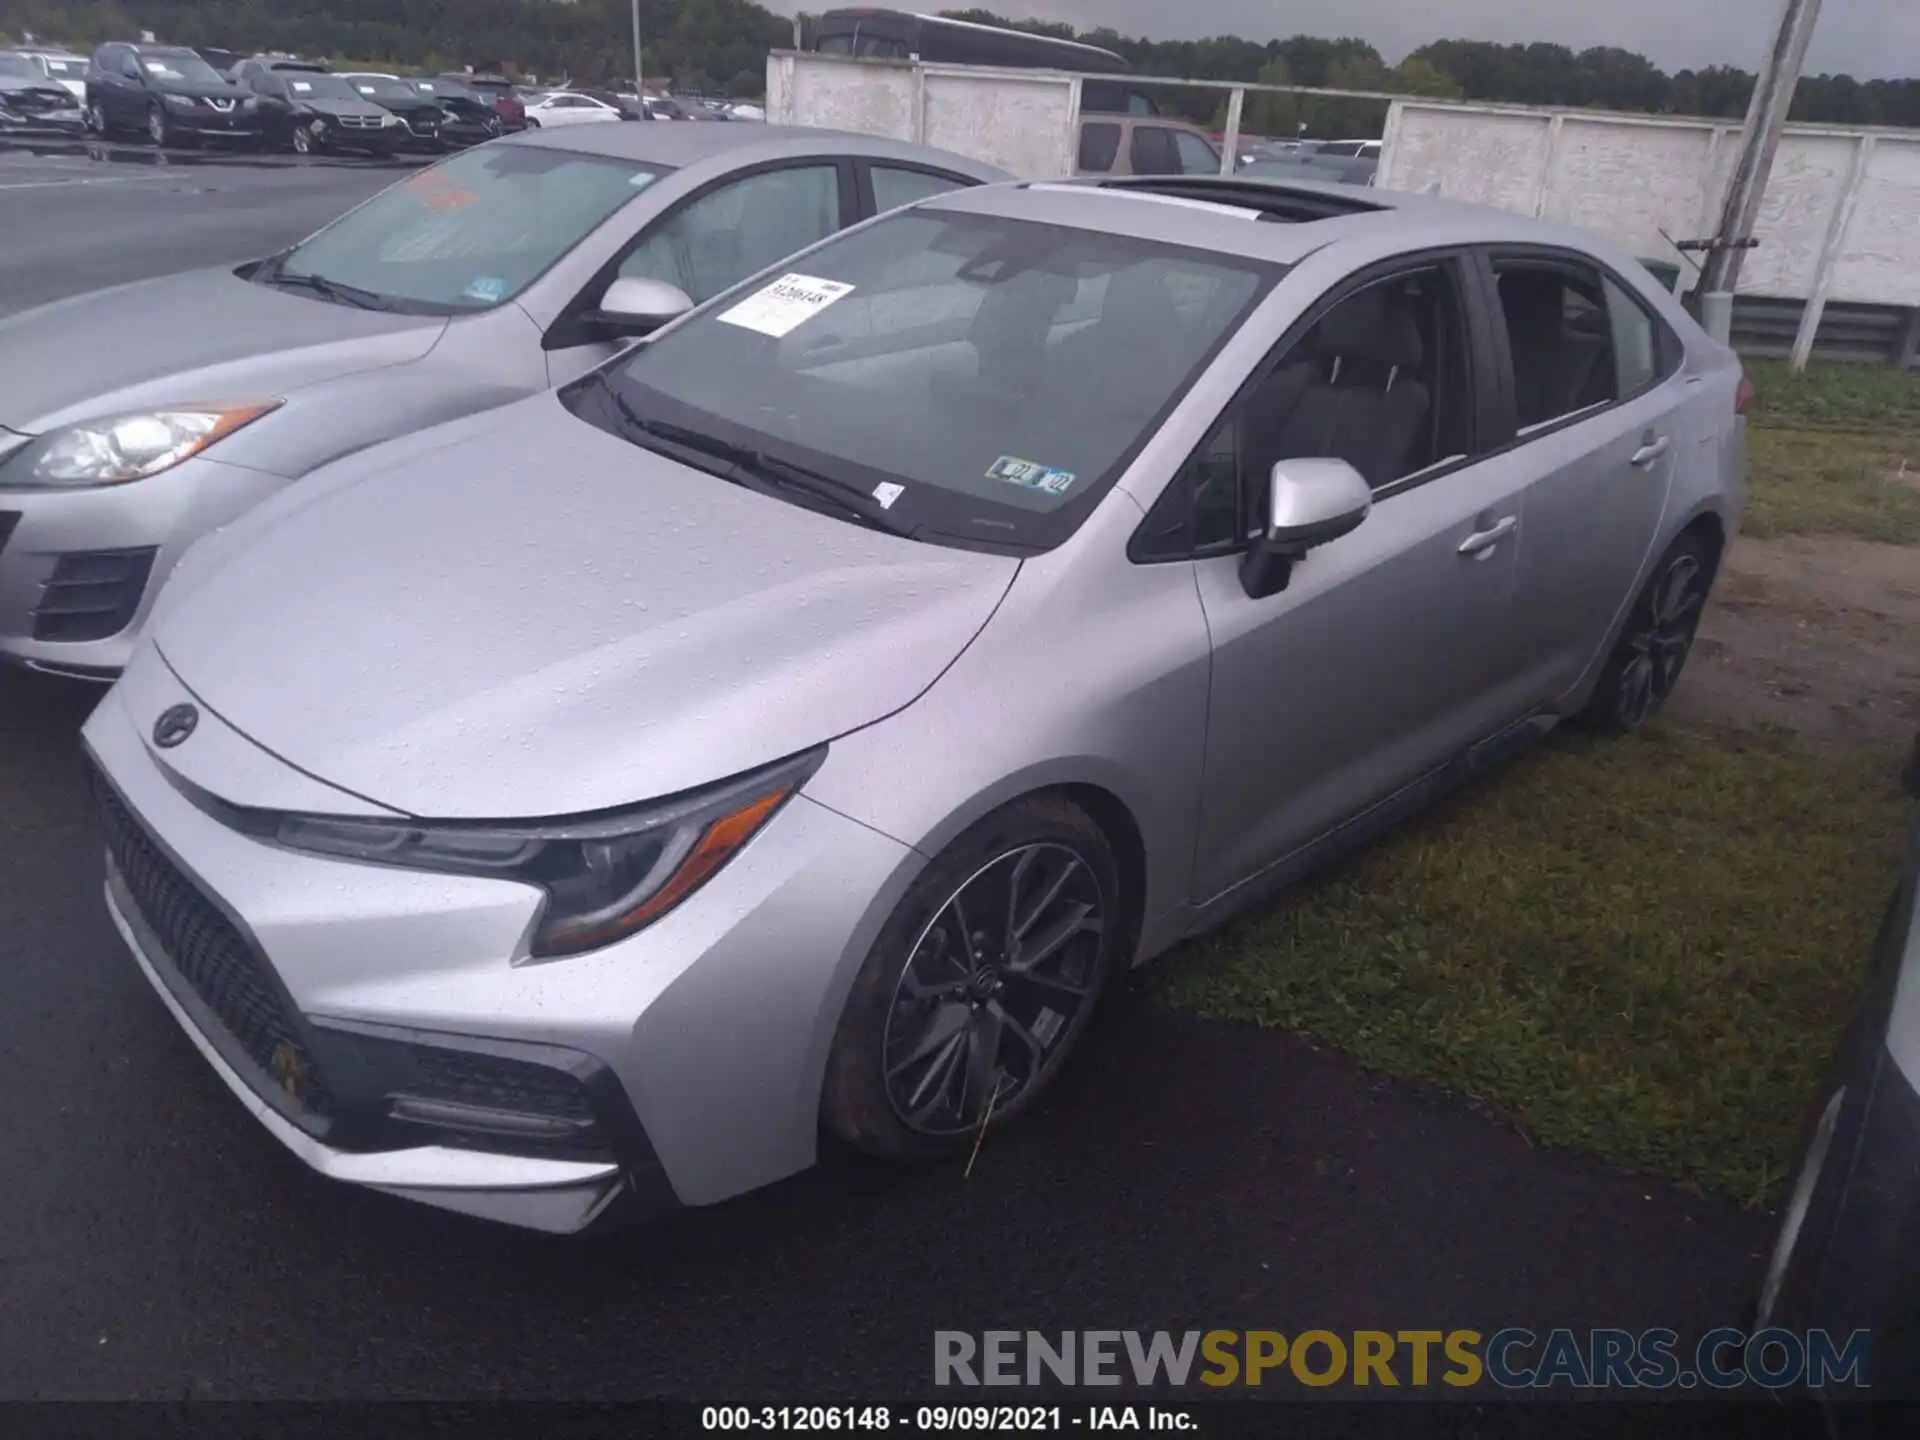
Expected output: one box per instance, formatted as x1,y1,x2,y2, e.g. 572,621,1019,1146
769,1,1917,81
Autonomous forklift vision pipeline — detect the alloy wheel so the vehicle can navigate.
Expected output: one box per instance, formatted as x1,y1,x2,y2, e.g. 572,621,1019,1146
881,843,1105,1138
293,126,312,155
1615,553,1705,727
147,106,166,145
87,102,107,135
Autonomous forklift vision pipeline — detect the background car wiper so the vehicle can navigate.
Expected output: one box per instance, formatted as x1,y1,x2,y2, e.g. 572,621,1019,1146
262,269,393,312
605,384,912,539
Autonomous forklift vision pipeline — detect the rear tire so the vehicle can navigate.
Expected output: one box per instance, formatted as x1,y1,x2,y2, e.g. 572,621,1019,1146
821,796,1120,1162
1578,531,1715,733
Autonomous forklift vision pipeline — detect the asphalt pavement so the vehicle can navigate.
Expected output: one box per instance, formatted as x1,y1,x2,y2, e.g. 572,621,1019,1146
0,146,1775,1400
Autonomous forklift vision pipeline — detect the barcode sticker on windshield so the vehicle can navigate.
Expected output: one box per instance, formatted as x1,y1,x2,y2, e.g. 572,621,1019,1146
717,273,855,338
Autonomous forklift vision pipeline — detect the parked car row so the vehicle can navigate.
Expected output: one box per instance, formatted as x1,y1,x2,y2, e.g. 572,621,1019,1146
65,41,509,155
1,123,1751,1254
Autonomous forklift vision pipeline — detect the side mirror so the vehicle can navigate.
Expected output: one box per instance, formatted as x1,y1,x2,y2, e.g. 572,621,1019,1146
592,276,693,337
1239,458,1372,600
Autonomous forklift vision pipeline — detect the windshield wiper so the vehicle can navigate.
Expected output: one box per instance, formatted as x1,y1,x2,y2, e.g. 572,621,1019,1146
262,268,393,312
605,384,912,539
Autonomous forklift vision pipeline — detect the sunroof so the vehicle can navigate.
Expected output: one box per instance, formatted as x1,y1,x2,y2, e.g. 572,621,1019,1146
1092,176,1388,223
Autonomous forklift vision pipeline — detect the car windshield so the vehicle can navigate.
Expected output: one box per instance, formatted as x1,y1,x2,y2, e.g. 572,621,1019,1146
283,72,360,102
347,76,415,102
587,210,1278,553
0,55,37,78
141,52,227,85
267,145,667,315
39,56,85,78
410,79,478,102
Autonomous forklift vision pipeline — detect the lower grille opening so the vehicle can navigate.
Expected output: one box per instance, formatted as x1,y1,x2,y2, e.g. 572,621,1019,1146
94,771,334,1123
34,547,157,643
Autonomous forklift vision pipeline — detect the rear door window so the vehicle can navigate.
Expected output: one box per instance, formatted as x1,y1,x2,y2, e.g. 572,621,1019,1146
1129,126,1181,176
1077,122,1120,173
1173,130,1221,175
1490,260,1618,432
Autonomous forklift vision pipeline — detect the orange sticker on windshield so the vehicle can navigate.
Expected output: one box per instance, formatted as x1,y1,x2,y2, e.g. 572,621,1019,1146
405,171,478,208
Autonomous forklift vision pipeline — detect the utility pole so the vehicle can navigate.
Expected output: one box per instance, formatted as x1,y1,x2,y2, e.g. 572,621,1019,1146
1697,0,1824,297
641,0,656,94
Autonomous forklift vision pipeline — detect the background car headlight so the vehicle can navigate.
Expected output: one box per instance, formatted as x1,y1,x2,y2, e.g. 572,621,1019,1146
163,93,196,111
269,748,825,958
0,402,281,488
379,113,399,127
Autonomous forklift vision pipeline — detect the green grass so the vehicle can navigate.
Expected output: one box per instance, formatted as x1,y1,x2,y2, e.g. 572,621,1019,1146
1743,359,1920,544
1153,725,1911,1208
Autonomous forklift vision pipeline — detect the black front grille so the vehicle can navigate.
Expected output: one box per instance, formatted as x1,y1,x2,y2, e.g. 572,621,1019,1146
0,512,19,558
95,774,332,1119
33,547,156,643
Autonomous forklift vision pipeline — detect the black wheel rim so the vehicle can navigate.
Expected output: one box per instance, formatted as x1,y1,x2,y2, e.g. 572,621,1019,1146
1617,553,1706,726
882,843,1105,1138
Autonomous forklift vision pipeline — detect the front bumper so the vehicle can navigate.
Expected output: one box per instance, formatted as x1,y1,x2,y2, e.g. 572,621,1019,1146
82,649,922,1229
0,453,289,677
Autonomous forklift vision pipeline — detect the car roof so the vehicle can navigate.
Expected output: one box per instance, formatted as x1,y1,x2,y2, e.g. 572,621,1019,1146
917,176,1637,270
501,121,1010,183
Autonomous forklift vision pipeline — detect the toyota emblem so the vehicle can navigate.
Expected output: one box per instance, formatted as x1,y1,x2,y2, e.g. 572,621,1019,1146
152,703,199,749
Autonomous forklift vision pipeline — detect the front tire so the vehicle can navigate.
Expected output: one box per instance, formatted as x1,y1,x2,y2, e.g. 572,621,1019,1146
821,796,1120,1161
1579,531,1715,733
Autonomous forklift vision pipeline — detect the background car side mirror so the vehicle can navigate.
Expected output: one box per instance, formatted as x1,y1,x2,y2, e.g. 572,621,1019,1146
1240,458,1372,600
593,276,693,337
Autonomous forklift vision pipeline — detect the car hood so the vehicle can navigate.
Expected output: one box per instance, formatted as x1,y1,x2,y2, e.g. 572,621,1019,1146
300,96,391,120
0,267,446,434
152,394,1022,819
151,78,245,101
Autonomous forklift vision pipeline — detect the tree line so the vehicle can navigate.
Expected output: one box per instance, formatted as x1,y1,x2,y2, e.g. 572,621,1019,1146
2,0,1915,127
940,9,1920,133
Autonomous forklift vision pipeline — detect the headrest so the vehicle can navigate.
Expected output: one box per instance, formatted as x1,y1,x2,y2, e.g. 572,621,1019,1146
1317,285,1424,368
1094,264,1180,339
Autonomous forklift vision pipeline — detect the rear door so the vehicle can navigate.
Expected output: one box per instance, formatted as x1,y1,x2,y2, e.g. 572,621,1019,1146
1478,249,1686,705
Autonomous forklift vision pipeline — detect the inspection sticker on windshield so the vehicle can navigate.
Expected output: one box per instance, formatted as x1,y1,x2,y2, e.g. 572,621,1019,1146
462,276,507,303
986,455,1077,498
872,481,906,510
717,273,855,338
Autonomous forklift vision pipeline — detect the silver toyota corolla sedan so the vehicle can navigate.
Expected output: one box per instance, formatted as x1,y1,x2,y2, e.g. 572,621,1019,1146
84,175,1747,1233
0,124,1006,678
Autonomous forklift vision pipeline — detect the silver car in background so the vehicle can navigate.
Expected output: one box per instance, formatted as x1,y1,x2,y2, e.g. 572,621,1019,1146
0,123,1004,677
85,175,1746,1233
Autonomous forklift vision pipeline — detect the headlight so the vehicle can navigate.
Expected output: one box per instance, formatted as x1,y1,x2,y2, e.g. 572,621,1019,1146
379,113,399,127
0,402,281,489
309,116,327,132
164,93,196,111
270,749,824,958
241,96,258,112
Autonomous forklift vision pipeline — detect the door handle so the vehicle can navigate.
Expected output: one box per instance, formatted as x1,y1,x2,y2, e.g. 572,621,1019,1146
1458,515,1519,557
1632,435,1672,468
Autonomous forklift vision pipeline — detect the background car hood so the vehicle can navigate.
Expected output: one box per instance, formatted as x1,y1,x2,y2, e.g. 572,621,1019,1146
302,97,391,120
153,395,1021,819
0,268,445,434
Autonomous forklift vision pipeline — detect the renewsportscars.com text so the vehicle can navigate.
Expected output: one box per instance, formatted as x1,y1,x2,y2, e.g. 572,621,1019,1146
933,1328,1872,1391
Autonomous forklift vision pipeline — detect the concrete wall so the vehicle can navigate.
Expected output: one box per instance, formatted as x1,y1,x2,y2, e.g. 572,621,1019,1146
1378,101,1920,307
766,54,1920,314
767,51,1079,180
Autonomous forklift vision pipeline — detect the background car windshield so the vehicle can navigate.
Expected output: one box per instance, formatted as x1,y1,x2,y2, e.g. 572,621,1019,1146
40,57,84,78
141,53,226,85
602,211,1275,552
276,146,666,312
0,55,36,77
411,79,480,103
350,77,415,102
284,73,361,102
